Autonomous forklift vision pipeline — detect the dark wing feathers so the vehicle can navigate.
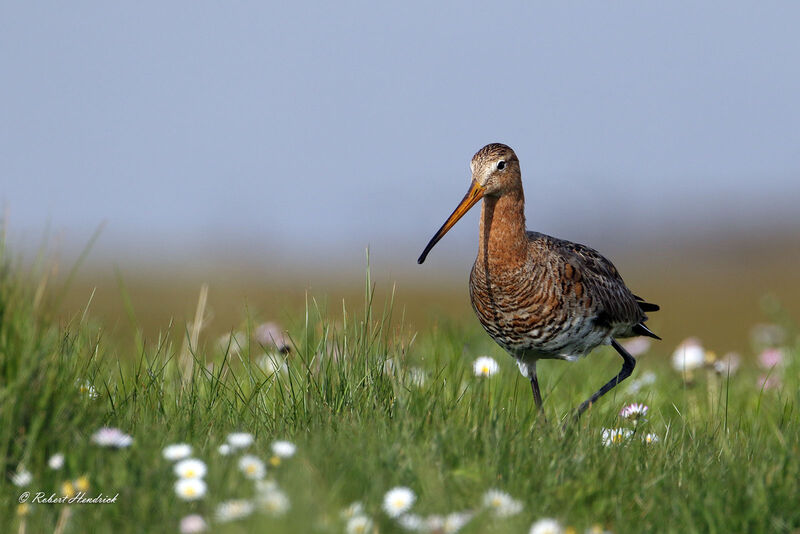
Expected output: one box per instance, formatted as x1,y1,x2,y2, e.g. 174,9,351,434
530,232,660,339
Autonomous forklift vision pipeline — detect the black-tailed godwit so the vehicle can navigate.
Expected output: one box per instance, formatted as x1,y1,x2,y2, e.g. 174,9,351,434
418,143,659,421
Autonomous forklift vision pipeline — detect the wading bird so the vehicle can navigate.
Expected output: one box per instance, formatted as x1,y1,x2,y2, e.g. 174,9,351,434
418,143,659,421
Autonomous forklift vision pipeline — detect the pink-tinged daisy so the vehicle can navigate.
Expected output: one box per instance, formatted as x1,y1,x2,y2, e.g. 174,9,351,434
757,374,782,390
758,348,784,369
91,427,133,448
179,514,208,533
619,403,649,423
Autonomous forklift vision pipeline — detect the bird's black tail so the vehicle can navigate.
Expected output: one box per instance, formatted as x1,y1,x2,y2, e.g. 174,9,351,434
634,295,660,313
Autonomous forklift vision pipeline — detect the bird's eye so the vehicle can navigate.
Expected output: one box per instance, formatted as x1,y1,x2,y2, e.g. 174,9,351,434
496,160,506,170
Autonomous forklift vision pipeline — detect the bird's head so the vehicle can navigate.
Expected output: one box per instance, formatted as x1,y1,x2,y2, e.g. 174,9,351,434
417,143,520,264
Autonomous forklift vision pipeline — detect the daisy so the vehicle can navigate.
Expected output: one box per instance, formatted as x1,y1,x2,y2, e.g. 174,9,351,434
174,458,207,479
175,478,207,501
271,440,296,458
750,323,785,349
10,467,32,487
346,515,373,534
601,428,633,447
397,513,424,531
179,514,208,533
48,453,65,470
91,427,133,448
473,356,499,377
238,455,266,480
712,352,741,376
406,367,427,387
758,374,782,390
643,433,660,444
215,499,254,523
671,338,706,372
443,512,473,532
226,432,254,450
619,403,649,423
530,518,564,534
77,380,99,399
61,480,76,498
383,486,416,518
627,370,656,393
218,443,232,456
75,475,90,492
341,501,365,520
425,515,445,532
217,331,247,356
482,489,523,517
258,353,288,377
758,348,784,369
255,479,279,494
254,322,290,352
621,337,651,357
163,443,193,461
257,488,290,516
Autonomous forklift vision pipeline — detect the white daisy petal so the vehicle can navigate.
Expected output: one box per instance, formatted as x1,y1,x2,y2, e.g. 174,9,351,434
175,478,207,501
226,432,254,450
473,356,499,377
48,453,65,470
238,455,266,480
174,458,207,479
530,518,565,534
163,443,193,461
346,515,374,534
215,499,255,523
271,440,296,458
383,486,416,518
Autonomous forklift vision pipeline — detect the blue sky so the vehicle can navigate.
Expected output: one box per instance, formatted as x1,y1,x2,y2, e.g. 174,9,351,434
2,2,799,271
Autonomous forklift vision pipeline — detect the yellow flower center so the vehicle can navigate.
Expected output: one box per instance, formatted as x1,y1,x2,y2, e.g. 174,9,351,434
75,476,90,492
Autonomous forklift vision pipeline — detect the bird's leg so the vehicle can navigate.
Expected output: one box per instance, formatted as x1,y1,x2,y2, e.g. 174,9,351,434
528,361,547,423
572,339,636,421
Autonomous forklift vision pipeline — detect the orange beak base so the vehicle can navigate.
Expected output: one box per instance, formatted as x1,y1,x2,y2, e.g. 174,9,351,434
417,180,485,264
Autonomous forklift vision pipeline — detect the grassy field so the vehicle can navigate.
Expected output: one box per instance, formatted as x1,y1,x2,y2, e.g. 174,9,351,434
2,247,800,533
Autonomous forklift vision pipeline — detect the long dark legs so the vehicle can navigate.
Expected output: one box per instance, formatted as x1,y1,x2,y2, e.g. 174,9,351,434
528,361,548,423
529,362,544,411
573,339,636,421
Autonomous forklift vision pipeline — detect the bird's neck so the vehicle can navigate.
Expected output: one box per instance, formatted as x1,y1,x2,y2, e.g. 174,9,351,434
477,187,529,269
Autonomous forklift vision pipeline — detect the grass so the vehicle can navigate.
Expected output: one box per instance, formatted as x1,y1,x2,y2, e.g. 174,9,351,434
1,245,799,534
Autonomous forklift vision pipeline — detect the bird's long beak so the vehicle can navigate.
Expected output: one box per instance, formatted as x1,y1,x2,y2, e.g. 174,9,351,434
418,180,485,264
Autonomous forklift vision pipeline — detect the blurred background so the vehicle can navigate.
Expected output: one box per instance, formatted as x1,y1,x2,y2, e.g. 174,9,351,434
2,2,798,353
